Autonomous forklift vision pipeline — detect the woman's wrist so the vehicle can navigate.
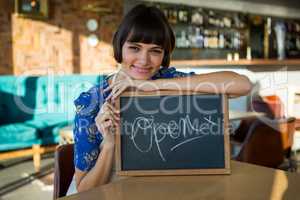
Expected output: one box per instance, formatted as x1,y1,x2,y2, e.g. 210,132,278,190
101,139,115,149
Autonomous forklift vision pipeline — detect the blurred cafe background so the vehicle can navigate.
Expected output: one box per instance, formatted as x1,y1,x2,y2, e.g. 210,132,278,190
1,0,300,199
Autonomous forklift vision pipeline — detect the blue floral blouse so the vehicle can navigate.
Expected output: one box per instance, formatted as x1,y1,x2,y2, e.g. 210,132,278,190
73,67,195,171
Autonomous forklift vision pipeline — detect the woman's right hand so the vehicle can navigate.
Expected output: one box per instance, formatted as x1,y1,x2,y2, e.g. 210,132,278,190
95,100,120,147
104,70,160,101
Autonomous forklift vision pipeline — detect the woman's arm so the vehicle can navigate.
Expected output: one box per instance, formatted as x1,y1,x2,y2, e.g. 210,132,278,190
146,71,252,97
75,143,114,192
106,71,252,100
74,101,119,192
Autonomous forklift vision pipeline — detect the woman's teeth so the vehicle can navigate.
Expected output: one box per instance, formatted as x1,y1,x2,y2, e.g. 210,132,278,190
132,66,150,73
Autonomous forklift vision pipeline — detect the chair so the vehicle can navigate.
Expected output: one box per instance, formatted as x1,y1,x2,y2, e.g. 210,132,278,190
232,95,296,170
234,119,295,168
53,144,74,199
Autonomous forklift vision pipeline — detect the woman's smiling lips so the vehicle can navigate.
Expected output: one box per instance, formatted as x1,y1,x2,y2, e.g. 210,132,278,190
131,65,152,74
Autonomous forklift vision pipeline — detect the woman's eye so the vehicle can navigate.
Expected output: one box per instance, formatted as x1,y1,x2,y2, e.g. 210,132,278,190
151,49,163,54
129,46,139,51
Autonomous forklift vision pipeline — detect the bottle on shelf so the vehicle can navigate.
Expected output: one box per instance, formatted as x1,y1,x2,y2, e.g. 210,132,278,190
233,13,245,29
223,17,232,28
187,26,196,47
218,33,225,49
203,30,209,48
176,30,190,48
194,27,204,48
175,31,182,48
233,32,240,50
178,7,189,23
168,8,178,24
296,37,300,50
234,52,240,61
246,46,252,60
295,22,300,33
224,32,233,49
191,9,203,25
208,10,216,27
209,30,219,48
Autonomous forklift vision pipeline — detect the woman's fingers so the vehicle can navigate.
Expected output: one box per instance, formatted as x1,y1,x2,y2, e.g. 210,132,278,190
109,86,127,101
102,102,120,121
107,105,120,115
101,101,119,114
95,101,120,136
101,119,113,130
112,86,126,100
102,119,119,134
107,86,121,101
103,110,120,123
97,116,117,135
103,80,123,93
105,81,132,101
98,112,117,125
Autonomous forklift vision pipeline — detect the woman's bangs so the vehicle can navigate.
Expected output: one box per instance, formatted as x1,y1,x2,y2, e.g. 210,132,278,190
127,21,168,49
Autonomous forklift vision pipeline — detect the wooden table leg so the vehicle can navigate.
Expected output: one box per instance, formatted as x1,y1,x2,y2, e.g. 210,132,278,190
32,144,41,172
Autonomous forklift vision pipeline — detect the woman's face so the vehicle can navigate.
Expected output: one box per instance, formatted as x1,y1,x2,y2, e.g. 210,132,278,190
121,41,164,80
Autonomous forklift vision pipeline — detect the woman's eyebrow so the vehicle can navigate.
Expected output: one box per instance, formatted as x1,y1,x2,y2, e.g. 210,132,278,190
127,42,140,46
127,42,163,49
150,46,163,50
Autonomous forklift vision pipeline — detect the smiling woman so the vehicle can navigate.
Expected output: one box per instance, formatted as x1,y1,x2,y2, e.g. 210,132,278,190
121,42,164,80
66,4,252,196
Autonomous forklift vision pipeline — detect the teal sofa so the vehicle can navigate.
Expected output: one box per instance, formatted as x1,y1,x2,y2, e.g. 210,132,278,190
0,75,105,169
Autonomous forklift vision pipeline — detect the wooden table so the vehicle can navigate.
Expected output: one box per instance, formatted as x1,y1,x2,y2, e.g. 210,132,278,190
59,161,300,200
229,110,266,121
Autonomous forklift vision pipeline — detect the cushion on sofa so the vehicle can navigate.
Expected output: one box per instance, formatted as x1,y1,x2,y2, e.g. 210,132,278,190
25,119,70,145
0,139,43,152
0,124,38,151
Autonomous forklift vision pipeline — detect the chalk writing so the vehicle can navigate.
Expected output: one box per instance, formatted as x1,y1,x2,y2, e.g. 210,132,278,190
122,115,221,162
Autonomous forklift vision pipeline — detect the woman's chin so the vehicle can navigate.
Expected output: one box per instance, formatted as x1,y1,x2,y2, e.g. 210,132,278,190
129,72,152,80
131,75,151,80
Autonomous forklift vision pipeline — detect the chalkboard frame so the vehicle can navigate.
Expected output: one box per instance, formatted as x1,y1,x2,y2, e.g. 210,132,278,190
115,91,230,176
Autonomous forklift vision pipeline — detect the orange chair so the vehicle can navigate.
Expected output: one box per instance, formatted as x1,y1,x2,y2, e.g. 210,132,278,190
53,144,74,199
232,95,296,170
234,119,295,168
256,95,285,119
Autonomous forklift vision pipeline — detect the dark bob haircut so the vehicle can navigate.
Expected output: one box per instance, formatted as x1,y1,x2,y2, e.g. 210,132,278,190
112,4,175,68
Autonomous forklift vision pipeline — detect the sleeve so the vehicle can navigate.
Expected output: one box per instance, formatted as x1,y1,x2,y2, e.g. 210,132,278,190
73,86,104,171
152,67,195,79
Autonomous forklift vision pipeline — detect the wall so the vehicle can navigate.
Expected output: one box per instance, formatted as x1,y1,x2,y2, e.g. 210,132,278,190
0,1,14,74
0,0,123,75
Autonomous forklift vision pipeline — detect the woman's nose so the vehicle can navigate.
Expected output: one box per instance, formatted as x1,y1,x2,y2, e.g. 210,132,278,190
137,51,149,66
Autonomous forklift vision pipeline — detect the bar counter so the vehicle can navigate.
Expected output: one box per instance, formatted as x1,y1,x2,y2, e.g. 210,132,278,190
171,59,300,68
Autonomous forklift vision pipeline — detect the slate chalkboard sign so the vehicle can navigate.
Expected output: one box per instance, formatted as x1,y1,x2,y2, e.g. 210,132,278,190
115,91,230,176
